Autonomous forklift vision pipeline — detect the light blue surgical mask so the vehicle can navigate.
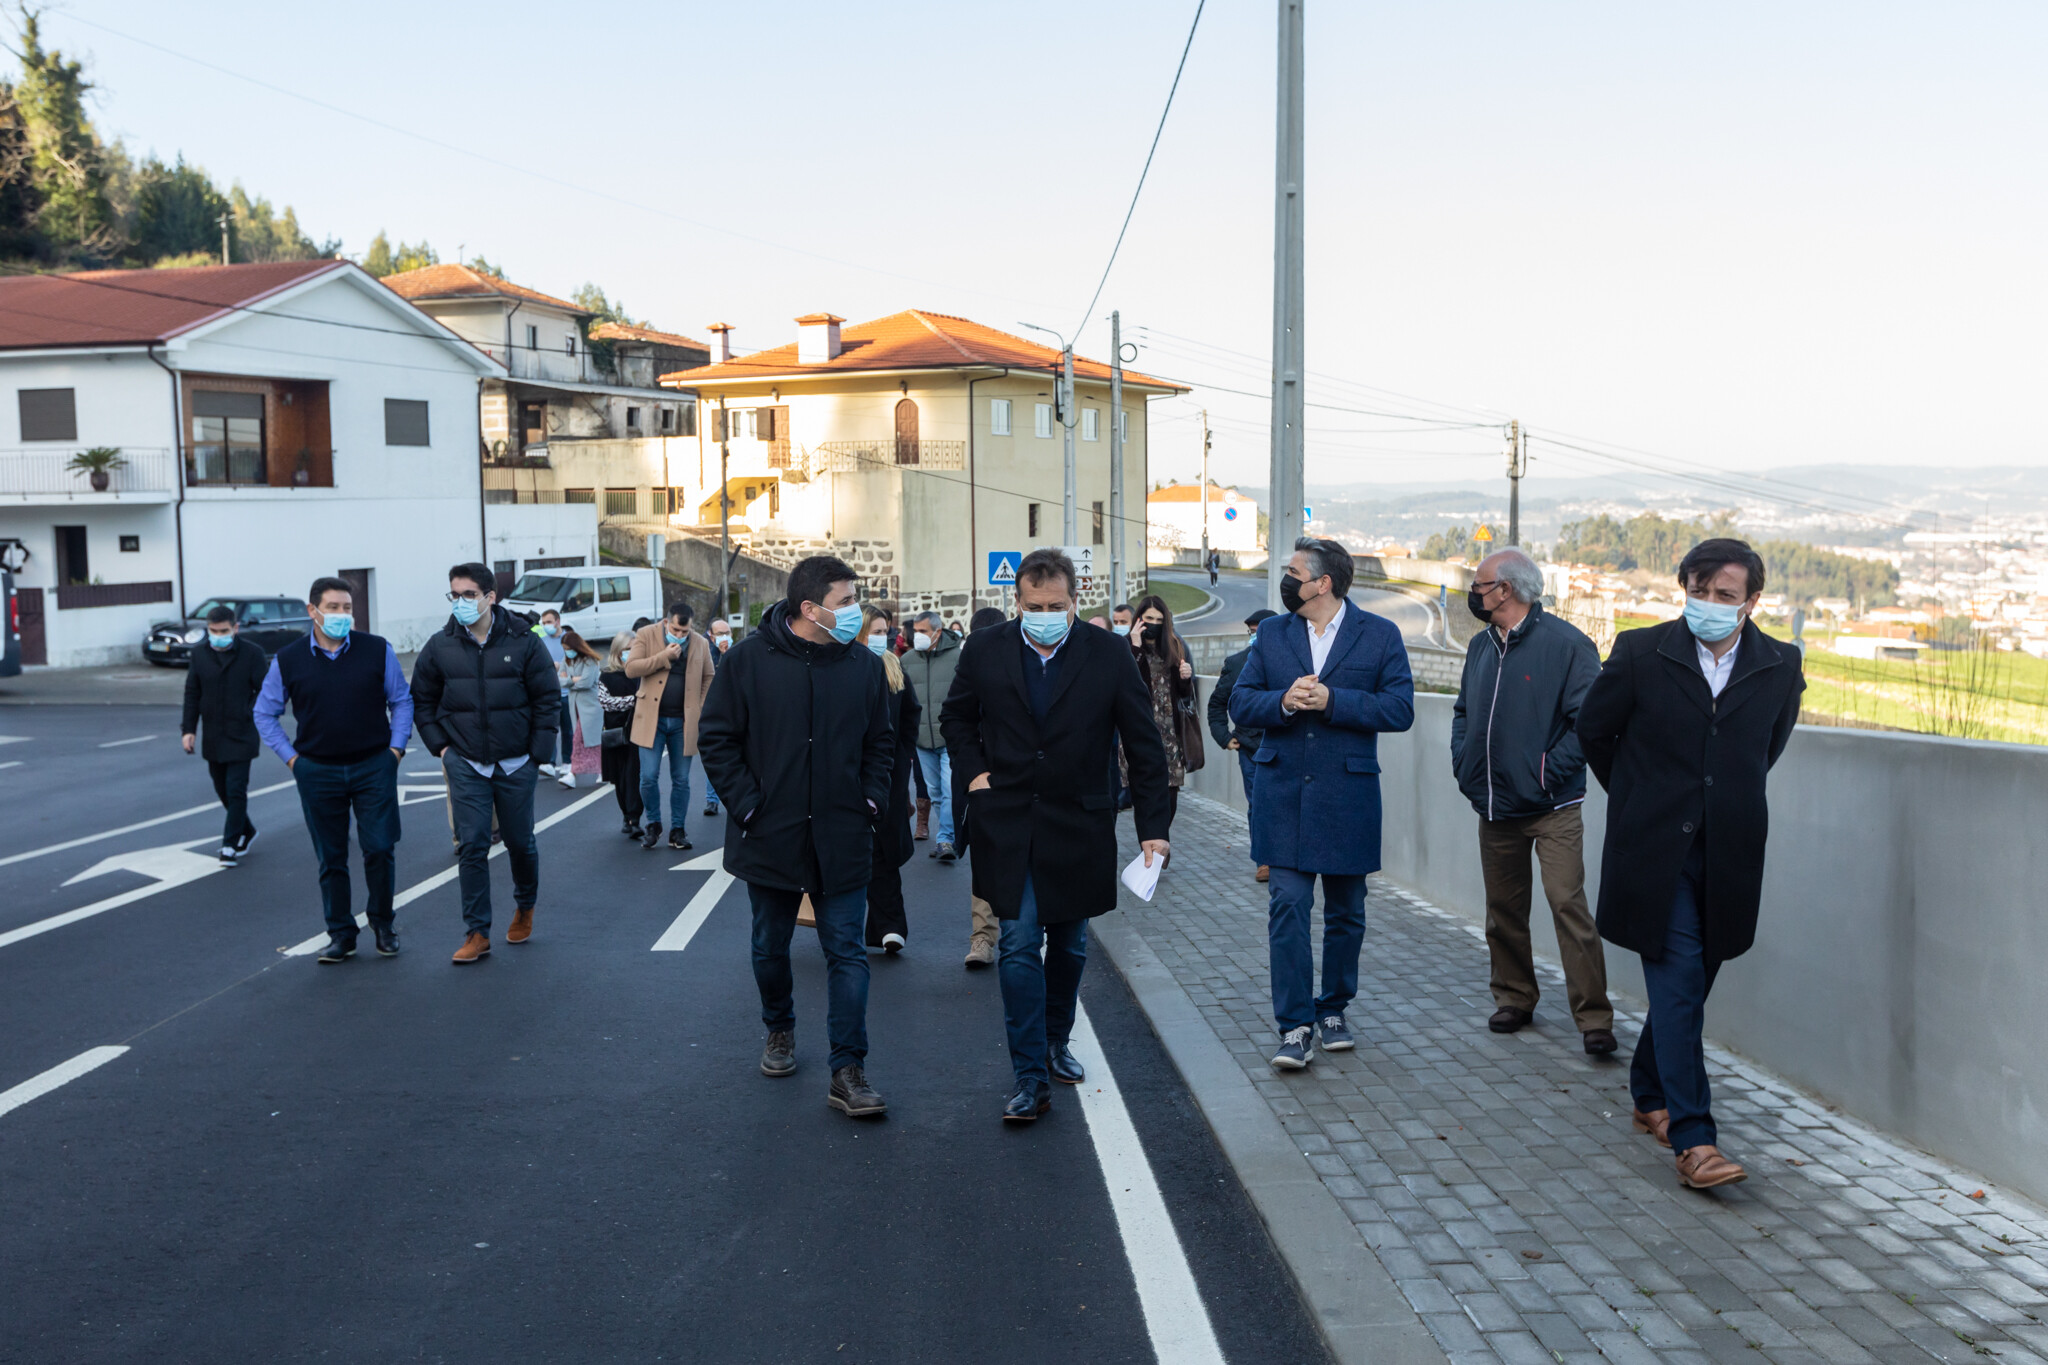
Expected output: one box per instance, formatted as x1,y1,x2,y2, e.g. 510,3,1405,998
319,612,352,641
1022,610,1072,647
206,631,235,649
619,649,631,662
451,596,483,626
1683,596,1744,644
866,633,889,654
817,602,864,645
665,631,686,646
1112,623,1131,636
542,622,558,637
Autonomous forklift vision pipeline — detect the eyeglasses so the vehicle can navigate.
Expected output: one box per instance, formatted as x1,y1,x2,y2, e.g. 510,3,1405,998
444,589,487,602
1473,579,1502,594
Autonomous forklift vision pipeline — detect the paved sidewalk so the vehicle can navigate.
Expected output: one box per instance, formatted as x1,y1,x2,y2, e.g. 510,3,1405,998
1111,793,2048,1365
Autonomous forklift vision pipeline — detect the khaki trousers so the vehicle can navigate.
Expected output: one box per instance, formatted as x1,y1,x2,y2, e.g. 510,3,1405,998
1477,805,1612,1031
970,895,998,948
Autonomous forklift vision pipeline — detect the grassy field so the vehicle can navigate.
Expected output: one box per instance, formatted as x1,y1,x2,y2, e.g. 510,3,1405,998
1145,579,1211,619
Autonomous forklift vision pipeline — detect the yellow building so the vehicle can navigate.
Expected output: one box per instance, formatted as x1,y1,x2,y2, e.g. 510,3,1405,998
659,310,1185,617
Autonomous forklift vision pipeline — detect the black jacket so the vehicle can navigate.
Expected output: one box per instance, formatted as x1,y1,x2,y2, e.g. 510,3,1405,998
1207,643,1264,754
180,637,265,762
1450,602,1602,821
1577,617,1805,964
696,601,896,896
874,675,923,869
940,619,1171,924
408,607,561,765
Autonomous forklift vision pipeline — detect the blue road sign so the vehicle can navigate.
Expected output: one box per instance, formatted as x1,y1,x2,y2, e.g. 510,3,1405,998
1223,506,1238,522
1303,505,1312,519
987,551,1021,585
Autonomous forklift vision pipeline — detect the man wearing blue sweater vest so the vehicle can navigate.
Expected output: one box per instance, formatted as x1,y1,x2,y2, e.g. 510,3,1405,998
255,576,415,962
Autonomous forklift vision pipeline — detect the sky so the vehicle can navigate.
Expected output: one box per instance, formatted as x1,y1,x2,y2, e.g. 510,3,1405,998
41,1,2048,505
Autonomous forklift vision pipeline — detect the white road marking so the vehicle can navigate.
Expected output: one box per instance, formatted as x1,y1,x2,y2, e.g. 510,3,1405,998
0,841,228,951
0,734,29,745
0,760,20,771
281,784,615,955
0,781,294,870
652,851,734,952
396,783,449,806
1068,1004,1228,1365
97,735,159,749
0,1046,129,1121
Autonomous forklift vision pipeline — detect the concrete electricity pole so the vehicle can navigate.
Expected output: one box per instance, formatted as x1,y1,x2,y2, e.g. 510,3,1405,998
218,212,231,265
1200,409,1212,569
718,396,731,628
1506,418,1525,547
1019,322,1079,544
1266,0,1307,611
1110,311,1126,607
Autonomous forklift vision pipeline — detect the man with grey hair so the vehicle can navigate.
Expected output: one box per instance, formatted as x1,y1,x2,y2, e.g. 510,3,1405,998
902,608,966,877
1452,548,1614,1054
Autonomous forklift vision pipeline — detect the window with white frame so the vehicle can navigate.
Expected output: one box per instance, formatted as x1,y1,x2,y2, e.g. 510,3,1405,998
1081,408,1099,441
990,398,1011,436
724,408,758,441
1034,403,1053,439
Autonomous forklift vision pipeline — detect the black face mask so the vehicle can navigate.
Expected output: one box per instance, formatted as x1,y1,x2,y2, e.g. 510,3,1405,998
1467,587,1494,623
1141,622,1165,651
1279,575,1309,614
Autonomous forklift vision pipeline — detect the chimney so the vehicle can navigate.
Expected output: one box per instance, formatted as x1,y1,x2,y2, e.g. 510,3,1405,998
707,322,733,364
795,313,844,365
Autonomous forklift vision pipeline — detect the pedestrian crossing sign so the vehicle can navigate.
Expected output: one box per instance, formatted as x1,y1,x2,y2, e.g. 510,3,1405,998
988,551,1021,585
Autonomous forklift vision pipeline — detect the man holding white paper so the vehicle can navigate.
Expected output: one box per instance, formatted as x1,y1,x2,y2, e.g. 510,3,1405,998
940,548,1172,1124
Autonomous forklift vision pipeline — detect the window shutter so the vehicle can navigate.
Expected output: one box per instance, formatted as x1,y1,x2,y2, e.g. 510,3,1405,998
712,408,727,441
384,398,430,446
758,407,776,441
19,388,77,441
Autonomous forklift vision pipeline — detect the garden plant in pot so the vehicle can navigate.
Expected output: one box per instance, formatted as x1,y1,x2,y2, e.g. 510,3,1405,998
66,447,127,492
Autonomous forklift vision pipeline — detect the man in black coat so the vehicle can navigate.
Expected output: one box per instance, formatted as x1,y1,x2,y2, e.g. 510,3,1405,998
697,556,895,1119
180,604,265,867
1578,538,1804,1191
1208,607,1278,882
409,562,561,964
940,549,1172,1123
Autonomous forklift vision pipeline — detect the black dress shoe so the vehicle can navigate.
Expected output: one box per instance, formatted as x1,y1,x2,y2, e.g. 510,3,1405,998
1049,1044,1085,1085
623,820,642,839
828,1065,886,1117
1489,1006,1533,1033
315,937,356,964
373,925,400,957
1582,1027,1618,1055
1003,1083,1053,1123
640,822,663,850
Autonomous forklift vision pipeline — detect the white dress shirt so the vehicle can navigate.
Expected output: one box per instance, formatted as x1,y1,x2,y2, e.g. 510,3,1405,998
1305,605,1343,675
1697,634,1740,698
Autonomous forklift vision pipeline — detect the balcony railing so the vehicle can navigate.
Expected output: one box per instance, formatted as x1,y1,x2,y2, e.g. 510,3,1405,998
56,580,174,610
806,439,966,474
0,448,177,497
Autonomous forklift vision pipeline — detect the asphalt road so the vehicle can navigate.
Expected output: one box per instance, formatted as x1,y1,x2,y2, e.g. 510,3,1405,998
0,705,1329,1365
1152,567,1444,646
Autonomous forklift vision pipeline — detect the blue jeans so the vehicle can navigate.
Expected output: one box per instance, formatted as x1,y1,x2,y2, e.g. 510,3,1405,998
1267,867,1366,1032
1631,842,1722,1151
443,754,539,936
1238,749,1259,863
556,693,573,765
915,746,953,845
998,876,1089,1091
703,774,719,812
292,751,400,941
639,716,693,828
749,883,870,1072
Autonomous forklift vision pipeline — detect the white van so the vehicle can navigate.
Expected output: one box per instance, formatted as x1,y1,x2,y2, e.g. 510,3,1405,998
502,566,664,643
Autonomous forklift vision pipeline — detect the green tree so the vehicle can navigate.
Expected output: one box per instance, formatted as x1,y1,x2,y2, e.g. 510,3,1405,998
360,230,437,276
226,184,334,263
8,9,115,259
0,82,39,259
1755,540,1898,611
572,282,638,325
1422,523,1492,561
130,154,226,263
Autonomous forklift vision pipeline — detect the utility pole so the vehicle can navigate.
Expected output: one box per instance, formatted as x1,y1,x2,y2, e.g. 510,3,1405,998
218,212,231,265
1061,343,1077,544
718,396,731,630
1109,310,1125,609
1266,0,1307,611
1200,408,1212,569
1506,419,1525,546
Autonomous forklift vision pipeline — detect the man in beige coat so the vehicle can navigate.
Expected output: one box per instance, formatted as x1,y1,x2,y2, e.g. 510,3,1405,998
625,599,716,851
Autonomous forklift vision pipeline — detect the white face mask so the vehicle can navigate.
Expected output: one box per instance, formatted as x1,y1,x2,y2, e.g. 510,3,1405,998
910,633,932,651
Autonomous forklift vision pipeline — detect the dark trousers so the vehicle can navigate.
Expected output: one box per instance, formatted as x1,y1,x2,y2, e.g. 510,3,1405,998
292,752,400,942
1632,842,1723,1152
1477,806,1613,1030
556,694,574,765
208,758,255,851
749,883,870,1072
998,875,1088,1091
601,730,643,824
444,754,539,936
866,844,907,946
1266,867,1366,1033
1237,750,1259,863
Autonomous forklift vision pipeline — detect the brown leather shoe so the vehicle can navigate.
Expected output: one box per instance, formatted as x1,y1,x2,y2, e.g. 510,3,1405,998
1488,1006,1533,1033
506,907,534,944
1632,1108,1672,1147
914,797,931,841
1255,864,1270,883
451,932,490,964
1677,1144,1747,1189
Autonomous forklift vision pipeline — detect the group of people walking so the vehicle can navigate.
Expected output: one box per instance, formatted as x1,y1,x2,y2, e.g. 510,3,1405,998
176,528,1802,1177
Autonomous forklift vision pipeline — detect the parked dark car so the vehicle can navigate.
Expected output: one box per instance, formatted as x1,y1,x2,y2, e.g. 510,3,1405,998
144,596,312,666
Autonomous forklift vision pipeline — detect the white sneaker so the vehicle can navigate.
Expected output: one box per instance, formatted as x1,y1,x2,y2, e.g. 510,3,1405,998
882,933,905,953
557,770,575,788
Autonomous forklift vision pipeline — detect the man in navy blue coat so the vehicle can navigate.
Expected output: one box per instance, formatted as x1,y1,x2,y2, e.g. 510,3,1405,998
1230,538,1415,1070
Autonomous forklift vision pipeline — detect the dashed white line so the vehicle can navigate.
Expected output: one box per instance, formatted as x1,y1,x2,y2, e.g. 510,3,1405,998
97,735,159,749
653,849,734,952
0,781,294,869
0,760,21,771
0,1046,130,1121
1067,1005,1228,1364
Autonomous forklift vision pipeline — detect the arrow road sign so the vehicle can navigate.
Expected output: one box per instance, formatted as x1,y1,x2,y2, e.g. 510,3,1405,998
988,551,1021,585
0,839,225,951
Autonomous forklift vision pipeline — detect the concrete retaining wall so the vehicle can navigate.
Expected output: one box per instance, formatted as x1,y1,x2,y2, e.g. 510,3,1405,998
1183,686,2048,1203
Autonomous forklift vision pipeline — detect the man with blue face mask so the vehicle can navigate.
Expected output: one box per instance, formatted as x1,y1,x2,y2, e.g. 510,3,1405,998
697,555,896,1120
180,604,265,867
1579,537,1804,1191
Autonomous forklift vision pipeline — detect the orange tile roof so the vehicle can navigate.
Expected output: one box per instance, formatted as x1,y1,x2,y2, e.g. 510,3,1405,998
0,260,347,349
589,320,709,350
657,309,1185,391
1148,483,1239,503
381,263,590,315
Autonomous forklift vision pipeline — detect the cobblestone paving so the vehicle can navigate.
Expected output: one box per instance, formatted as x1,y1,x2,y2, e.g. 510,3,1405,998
1121,794,2048,1365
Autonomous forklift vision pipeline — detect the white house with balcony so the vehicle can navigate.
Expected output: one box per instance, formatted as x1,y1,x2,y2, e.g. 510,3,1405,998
0,259,527,667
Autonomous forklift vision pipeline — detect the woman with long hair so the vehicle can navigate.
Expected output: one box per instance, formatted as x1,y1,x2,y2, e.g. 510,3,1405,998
1126,592,1200,830
595,631,644,836
558,628,605,789
861,603,921,951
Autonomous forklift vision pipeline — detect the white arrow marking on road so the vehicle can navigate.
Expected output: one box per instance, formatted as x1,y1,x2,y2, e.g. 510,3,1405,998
0,761,20,771
396,783,449,807
0,1045,130,1121
0,734,30,746
97,735,159,749
0,842,228,951
653,850,734,952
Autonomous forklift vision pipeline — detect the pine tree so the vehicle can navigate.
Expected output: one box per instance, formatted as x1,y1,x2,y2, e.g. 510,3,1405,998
8,9,115,261
131,154,226,263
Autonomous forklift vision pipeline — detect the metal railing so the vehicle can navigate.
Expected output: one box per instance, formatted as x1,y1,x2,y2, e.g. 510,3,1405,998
56,580,174,610
0,448,177,496
806,439,966,474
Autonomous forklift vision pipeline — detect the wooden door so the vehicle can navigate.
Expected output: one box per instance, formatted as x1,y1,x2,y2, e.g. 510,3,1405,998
894,398,919,465
17,586,45,666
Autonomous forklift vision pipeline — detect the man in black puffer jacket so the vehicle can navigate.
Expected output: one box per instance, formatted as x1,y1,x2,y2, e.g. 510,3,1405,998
697,555,895,1119
410,561,561,964
1451,549,1612,1055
